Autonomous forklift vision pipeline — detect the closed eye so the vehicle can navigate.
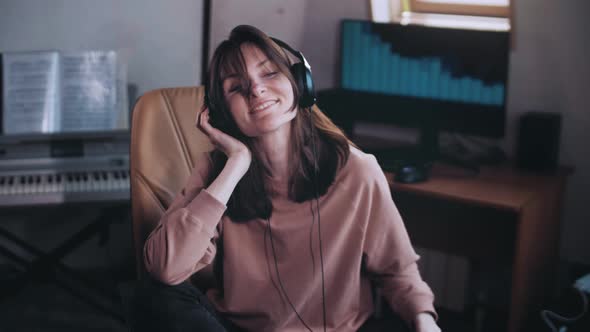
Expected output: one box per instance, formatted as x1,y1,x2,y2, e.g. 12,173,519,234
264,71,278,78
228,85,242,93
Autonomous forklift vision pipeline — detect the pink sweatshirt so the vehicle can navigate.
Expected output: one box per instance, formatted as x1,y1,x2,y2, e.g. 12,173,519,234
144,147,436,331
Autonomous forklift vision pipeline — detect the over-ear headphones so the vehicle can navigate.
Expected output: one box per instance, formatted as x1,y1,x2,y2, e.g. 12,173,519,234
270,37,316,109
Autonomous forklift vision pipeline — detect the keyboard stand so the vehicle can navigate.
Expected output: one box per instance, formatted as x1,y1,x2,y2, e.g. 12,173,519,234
0,203,128,322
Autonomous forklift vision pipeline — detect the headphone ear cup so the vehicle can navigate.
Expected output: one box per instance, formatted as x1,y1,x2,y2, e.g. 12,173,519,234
290,62,316,108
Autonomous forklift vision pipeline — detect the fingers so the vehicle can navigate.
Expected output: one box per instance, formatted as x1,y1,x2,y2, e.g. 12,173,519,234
196,109,246,157
197,108,213,133
198,109,223,143
195,108,203,128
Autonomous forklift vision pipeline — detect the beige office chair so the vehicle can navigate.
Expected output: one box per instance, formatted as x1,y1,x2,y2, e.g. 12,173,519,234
129,86,215,287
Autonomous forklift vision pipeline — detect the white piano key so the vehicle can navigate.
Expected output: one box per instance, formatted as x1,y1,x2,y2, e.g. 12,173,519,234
10,183,21,195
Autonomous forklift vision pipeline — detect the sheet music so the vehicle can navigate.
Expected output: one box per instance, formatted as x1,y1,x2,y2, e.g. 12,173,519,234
1,52,60,134
60,51,119,132
2,50,128,135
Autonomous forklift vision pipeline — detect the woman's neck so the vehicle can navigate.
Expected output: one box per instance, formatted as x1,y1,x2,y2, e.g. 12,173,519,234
254,124,291,181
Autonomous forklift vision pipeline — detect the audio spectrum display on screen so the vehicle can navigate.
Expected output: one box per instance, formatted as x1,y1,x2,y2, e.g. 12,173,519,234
341,20,507,107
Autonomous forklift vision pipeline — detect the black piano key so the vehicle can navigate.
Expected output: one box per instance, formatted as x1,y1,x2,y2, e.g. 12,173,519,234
8,176,14,185
20,176,26,184
0,177,5,185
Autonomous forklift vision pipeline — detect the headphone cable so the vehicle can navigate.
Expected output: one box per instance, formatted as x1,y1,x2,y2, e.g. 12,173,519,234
265,108,327,332
267,218,314,332
309,108,327,332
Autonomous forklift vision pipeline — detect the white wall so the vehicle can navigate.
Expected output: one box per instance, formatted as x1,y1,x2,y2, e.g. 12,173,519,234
301,0,590,264
508,0,590,264
209,0,308,61
301,0,369,89
0,0,205,96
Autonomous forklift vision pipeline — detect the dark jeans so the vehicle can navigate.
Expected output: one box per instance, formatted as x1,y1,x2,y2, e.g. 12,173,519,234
127,277,411,332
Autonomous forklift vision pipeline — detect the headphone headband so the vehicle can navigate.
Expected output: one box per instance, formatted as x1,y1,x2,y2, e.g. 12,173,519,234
270,38,312,73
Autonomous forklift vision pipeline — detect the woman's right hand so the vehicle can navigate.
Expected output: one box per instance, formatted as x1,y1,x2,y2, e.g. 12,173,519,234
197,108,252,177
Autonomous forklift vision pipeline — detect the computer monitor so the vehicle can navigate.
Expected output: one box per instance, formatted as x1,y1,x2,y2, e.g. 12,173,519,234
317,20,510,168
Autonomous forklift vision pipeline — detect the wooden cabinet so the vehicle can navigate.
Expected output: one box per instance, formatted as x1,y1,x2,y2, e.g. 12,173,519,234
386,163,571,332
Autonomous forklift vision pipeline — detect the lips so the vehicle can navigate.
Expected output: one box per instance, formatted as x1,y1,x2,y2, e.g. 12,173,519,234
250,99,278,114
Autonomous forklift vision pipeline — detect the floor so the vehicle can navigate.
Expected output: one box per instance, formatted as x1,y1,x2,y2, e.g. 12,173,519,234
1,284,474,332
0,264,130,332
7,262,586,332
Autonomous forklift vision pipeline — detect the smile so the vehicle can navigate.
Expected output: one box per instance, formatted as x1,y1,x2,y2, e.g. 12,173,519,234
250,100,278,113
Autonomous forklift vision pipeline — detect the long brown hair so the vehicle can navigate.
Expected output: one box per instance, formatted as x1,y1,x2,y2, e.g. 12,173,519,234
205,25,351,222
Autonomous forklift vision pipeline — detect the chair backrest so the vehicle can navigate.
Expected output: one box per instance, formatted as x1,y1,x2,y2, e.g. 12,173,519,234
130,86,213,279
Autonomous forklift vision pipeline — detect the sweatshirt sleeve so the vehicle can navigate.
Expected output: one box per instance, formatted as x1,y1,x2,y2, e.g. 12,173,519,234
360,155,437,326
144,157,227,285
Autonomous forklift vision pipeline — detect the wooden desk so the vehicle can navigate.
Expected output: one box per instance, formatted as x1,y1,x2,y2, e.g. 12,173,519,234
385,163,570,332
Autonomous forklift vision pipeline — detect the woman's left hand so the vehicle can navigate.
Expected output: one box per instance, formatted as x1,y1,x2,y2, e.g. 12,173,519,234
413,313,441,332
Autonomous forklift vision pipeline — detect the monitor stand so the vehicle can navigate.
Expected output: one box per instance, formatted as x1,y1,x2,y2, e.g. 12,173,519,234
364,126,481,183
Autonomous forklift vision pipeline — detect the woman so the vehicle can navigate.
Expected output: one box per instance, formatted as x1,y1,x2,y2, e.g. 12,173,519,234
132,25,440,332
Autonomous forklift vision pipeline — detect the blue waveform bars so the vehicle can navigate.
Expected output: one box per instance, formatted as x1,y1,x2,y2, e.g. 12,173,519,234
341,21,504,106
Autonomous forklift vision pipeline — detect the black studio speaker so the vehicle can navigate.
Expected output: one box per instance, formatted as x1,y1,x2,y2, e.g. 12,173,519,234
516,112,562,172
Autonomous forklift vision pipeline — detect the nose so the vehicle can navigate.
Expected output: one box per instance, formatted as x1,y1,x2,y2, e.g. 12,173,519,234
248,78,266,97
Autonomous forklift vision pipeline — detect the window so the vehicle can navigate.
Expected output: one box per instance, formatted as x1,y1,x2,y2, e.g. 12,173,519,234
370,0,512,31
370,0,513,46
409,0,510,18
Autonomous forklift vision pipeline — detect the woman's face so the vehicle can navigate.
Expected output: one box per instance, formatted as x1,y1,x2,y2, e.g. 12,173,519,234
222,43,297,138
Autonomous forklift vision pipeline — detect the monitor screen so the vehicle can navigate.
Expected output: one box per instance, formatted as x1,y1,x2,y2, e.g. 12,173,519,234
318,20,510,144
